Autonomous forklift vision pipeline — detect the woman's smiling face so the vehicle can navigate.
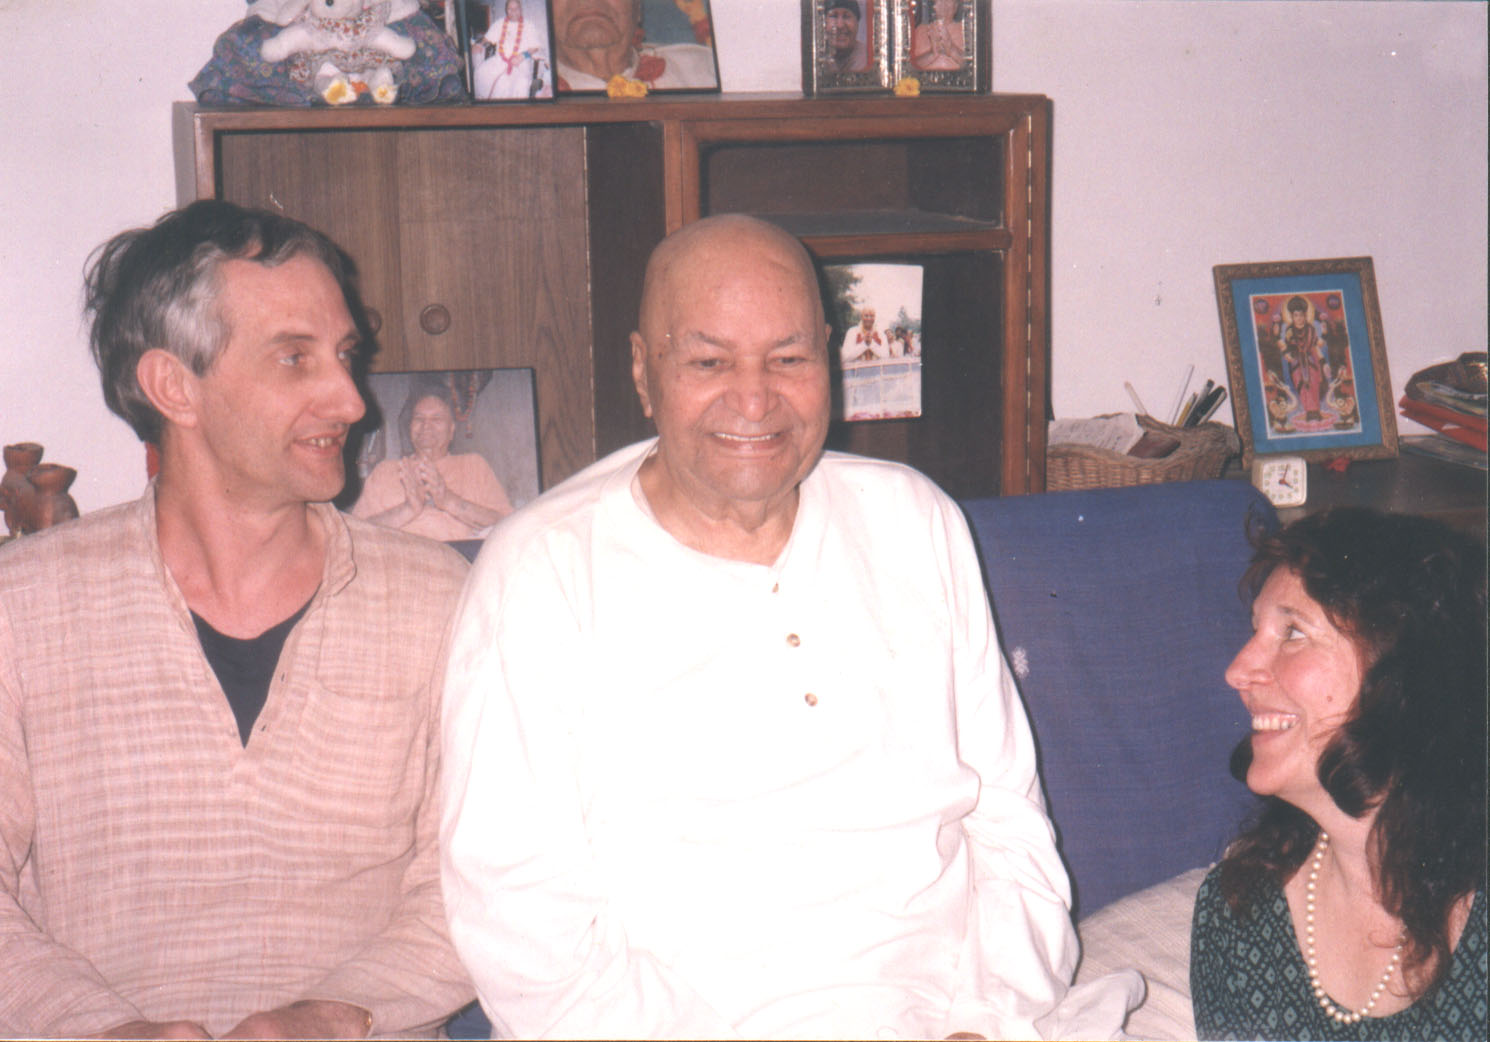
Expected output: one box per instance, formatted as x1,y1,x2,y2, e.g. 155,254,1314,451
1224,567,1364,814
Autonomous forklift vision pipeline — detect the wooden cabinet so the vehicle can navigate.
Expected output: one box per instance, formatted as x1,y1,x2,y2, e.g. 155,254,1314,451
174,93,1050,496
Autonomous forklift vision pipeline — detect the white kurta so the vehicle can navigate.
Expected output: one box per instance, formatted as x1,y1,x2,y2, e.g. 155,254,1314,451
440,440,1127,1039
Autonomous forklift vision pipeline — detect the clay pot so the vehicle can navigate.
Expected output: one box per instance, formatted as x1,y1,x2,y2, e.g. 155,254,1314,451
22,463,80,532
2,442,44,536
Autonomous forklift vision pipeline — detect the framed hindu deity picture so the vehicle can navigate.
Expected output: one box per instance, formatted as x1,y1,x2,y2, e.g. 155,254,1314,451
341,368,541,548
825,262,925,421
459,0,558,101
1214,257,1398,465
802,0,893,94
893,0,988,93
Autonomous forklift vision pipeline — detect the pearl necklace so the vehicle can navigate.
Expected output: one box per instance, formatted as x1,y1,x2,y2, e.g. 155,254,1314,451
1303,831,1404,1025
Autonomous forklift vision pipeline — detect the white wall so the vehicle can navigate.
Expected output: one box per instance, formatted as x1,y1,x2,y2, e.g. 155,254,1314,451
2,1,1484,513
993,0,1488,430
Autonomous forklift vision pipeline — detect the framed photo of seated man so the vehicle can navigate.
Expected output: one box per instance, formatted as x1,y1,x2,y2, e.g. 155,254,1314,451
460,0,559,100
344,368,541,545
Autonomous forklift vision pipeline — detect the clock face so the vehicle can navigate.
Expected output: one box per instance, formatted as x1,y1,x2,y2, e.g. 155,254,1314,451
1252,456,1308,507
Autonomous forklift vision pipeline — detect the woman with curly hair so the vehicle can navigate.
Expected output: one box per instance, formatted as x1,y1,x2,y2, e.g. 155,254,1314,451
1191,508,1487,1039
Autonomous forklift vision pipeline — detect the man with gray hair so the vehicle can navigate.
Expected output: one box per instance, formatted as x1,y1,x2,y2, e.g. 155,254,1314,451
0,200,472,1038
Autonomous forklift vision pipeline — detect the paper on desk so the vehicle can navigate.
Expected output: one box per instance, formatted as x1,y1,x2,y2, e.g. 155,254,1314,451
1049,413,1146,454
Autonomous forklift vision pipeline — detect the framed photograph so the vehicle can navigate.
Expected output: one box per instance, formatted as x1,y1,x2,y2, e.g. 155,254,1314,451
802,0,892,94
894,0,988,93
1213,257,1398,465
550,0,720,94
826,262,925,421
343,368,541,546
459,0,557,100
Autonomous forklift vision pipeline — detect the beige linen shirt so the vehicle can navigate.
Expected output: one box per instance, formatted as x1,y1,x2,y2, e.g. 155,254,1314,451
0,490,473,1038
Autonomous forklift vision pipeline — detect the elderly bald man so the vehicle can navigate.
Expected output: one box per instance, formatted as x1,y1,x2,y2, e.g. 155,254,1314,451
439,215,1136,1039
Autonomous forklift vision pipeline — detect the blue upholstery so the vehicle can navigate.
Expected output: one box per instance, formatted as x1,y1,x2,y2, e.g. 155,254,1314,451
960,480,1276,918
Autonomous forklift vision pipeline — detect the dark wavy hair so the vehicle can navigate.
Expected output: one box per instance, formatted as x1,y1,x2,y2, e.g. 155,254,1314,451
84,199,369,443
1219,507,1487,993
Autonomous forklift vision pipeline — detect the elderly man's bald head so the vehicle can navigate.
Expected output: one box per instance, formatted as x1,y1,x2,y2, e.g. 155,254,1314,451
627,215,832,552
637,215,825,341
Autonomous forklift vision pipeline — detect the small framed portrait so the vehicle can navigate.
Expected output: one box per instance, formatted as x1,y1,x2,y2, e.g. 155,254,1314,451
343,368,542,547
825,262,925,421
1213,257,1398,465
802,0,892,94
459,0,557,100
894,0,988,93
550,0,721,94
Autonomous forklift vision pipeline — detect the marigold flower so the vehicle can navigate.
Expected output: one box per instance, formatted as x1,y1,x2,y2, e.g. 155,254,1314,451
606,74,649,98
322,78,357,105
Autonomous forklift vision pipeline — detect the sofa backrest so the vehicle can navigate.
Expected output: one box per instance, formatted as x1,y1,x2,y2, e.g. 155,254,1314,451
960,479,1275,918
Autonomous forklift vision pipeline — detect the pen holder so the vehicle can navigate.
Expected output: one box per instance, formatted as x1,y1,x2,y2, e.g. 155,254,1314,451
1047,415,1240,491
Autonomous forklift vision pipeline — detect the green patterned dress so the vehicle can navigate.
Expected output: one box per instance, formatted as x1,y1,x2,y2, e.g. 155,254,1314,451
1191,867,1487,1040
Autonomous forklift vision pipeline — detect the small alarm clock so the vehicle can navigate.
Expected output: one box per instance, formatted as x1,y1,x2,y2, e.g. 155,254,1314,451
1251,455,1308,508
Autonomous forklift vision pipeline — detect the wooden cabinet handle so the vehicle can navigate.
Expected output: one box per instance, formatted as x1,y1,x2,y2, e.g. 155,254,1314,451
364,307,382,335
419,304,451,335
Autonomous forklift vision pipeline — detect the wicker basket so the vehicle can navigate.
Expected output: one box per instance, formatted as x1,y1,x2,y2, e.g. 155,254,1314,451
1046,415,1241,491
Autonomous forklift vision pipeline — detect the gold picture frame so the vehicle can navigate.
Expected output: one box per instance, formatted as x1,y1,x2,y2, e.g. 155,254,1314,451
893,0,988,93
802,0,893,94
1214,256,1398,465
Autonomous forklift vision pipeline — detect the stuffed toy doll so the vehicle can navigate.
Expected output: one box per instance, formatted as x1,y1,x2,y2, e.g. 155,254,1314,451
191,0,466,106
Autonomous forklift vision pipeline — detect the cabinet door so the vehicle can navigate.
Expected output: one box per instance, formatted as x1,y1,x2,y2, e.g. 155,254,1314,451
219,131,405,345
389,128,595,488
219,127,597,490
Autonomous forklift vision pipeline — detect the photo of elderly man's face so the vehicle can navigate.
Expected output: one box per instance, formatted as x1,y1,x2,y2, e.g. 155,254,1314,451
548,0,720,92
554,0,637,52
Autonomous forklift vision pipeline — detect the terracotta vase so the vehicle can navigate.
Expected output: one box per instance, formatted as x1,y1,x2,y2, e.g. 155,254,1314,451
21,463,79,533
2,442,44,536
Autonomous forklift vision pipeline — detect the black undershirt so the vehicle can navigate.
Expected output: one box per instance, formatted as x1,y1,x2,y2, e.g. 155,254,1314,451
192,599,312,746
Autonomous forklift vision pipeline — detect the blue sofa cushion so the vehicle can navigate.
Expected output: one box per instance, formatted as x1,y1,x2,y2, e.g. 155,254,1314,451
960,480,1274,918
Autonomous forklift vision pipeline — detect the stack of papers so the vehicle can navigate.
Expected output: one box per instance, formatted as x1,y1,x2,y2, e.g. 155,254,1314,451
1049,414,1146,454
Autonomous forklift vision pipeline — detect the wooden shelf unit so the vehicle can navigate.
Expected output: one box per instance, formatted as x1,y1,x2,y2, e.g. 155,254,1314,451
174,92,1051,496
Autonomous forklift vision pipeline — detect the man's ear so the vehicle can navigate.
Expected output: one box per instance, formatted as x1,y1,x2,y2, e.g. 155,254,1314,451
136,349,200,430
630,331,653,419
